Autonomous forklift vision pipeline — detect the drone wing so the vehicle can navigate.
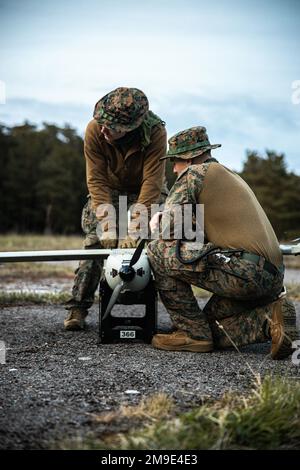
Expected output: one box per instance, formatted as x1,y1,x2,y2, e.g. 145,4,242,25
0,249,112,263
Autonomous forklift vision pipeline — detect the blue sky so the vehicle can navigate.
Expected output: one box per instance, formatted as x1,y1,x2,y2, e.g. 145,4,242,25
0,0,299,172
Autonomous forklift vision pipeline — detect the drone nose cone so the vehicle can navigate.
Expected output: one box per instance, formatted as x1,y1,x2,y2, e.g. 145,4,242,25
119,265,135,282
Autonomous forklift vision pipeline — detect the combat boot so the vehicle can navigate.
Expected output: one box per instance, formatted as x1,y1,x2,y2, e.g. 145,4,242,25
268,297,298,360
152,330,213,352
64,309,88,331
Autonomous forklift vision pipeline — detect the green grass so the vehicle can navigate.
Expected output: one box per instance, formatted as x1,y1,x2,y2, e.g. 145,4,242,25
0,290,101,305
286,283,300,301
68,376,300,450
0,290,71,305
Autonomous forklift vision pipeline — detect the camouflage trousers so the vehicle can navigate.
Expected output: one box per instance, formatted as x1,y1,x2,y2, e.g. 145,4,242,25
65,190,168,312
147,240,284,349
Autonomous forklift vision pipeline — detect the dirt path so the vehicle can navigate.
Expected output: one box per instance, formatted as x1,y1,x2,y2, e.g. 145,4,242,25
0,300,299,449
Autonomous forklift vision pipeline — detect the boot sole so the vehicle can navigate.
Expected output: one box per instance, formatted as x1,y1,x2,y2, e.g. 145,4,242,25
152,338,213,352
271,298,298,360
64,320,85,331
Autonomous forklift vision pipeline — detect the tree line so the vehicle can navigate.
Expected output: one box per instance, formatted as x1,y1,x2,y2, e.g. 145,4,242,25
0,122,299,239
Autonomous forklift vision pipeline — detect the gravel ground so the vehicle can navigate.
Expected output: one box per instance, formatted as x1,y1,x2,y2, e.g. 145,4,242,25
0,300,300,450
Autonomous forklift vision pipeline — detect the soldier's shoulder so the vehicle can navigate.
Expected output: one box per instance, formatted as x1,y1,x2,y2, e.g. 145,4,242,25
85,119,102,138
205,162,238,178
191,161,226,175
187,162,212,177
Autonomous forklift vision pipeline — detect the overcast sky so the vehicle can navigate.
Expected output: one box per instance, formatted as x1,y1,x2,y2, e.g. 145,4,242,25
0,0,299,172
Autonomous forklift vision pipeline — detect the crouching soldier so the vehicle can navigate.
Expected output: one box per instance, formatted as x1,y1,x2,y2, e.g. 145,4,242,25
147,126,298,359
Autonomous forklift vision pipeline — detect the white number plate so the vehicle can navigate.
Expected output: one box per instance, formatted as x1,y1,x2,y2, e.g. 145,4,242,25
120,330,136,339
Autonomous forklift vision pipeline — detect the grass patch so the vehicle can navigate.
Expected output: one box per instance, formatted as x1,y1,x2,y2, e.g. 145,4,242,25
72,376,300,450
0,234,82,251
0,262,75,279
0,234,82,279
0,290,71,305
283,255,300,269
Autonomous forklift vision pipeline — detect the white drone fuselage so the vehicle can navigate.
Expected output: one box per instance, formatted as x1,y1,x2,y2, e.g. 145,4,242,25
104,250,151,292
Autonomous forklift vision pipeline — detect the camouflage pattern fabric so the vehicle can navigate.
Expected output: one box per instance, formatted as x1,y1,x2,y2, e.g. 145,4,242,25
93,87,149,133
160,126,221,161
160,161,212,240
65,190,168,311
147,239,284,345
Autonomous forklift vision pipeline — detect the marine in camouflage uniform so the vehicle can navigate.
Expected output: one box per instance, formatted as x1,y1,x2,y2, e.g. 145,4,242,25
64,87,168,330
148,126,298,359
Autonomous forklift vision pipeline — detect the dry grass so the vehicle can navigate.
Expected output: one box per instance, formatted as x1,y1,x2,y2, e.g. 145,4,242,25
284,255,300,269
0,262,75,279
0,234,82,278
285,283,300,301
0,290,71,305
76,375,300,450
94,393,174,425
0,234,82,251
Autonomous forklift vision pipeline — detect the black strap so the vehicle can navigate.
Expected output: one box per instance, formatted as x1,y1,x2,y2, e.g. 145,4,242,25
129,238,147,267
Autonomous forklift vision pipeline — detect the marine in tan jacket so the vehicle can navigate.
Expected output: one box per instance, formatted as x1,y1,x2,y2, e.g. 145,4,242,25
64,87,168,330
85,118,167,213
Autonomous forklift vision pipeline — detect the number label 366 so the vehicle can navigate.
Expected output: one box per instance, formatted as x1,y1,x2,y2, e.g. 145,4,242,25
120,330,136,339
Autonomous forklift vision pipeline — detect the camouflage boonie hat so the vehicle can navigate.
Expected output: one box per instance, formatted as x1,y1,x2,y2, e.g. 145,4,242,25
160,126,221,160
93,87,149,133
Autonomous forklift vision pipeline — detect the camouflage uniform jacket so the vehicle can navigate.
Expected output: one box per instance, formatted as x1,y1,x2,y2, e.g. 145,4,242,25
85,119,167,212
161,158,282,267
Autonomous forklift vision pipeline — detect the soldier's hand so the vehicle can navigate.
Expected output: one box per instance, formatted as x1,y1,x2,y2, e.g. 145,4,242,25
149,211,162,233
100,231,118,249
118,235,139,249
